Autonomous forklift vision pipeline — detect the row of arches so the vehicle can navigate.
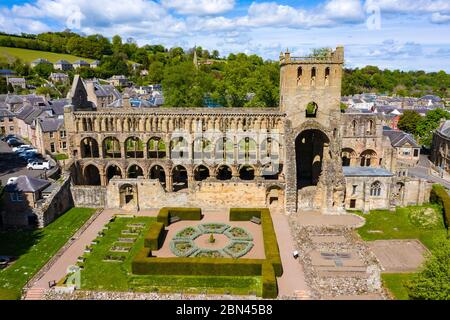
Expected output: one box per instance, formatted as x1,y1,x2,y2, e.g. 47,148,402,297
76,115,284,134
341,148,379,167
83,163,261,190
297,66,332,87
80,136,280,161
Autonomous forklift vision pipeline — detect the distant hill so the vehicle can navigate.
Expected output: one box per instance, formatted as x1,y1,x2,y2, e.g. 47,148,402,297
0,46,95,64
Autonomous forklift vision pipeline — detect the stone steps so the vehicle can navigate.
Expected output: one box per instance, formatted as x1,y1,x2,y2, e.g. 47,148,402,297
24,287,46,300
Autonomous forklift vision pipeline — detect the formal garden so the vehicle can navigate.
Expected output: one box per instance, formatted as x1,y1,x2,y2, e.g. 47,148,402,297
356,185,450,300
68,207,282,298
0,208,96,300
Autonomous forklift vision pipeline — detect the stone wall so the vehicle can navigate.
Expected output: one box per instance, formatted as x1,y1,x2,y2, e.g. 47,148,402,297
71,185,107,208
105,177,268,210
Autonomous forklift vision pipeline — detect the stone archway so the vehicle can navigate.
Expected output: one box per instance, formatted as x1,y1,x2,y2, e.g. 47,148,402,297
84,164,101,185
106,164,122,183
295,129,329,189
172,165,188,191
150,165,166,188
119,183,137,209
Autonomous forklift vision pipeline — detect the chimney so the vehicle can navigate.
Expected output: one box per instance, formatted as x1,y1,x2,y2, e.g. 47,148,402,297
123,93,131,108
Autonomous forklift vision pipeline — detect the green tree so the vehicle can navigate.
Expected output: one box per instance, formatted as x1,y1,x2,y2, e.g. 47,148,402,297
33,63,54,78
416,109,450,146
0,77,7,94
398,110,422,135
406,237,450,300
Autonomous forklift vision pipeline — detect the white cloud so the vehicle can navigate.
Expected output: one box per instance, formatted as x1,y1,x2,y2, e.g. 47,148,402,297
364,0,450,14
162,0,235,15
431,12,450,23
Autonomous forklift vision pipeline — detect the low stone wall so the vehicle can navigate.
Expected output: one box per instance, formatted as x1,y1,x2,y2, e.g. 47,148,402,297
105,178,268,210
71,185,107,208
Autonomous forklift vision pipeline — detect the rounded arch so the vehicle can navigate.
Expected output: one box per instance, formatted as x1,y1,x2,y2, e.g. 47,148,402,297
305,102,318,118
216,164,232,180
239,165,255,180
80,137,99,158
194,164,210,181
125,136,144,158
149,165,166,188
366,119,375,135
172,165,188,191
83,164,101,185
147,137,166,159
215,137,234,163
127,164,144,178
103,137,121,158
341,148,357,167
119,183,136,208
193,138,213,161
295,129,329,188
170,137,189,160
238,137,257,163
260,137,280,161
360,149,378,167
106,164,122,182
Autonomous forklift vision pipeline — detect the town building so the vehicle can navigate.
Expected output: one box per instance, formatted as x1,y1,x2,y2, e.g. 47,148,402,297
54,60,73,71
109,75,129,87
49,72,70,84
85,80,121,108
430,120,450,174
73,60,90,69
7,77,26,89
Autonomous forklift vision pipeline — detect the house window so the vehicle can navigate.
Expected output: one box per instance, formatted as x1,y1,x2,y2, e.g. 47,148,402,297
10,192,23,202
350,199,356,208
60,130,66,138
60,141,67,149
352,185,357,195
370,181,382,196
413,149,419,157
49,132,54,138
8,117,13,122
50,142,55,153
9,126,14,132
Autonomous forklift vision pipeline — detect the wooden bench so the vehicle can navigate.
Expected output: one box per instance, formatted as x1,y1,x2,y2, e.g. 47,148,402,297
250,216,261,224
170,216,181,224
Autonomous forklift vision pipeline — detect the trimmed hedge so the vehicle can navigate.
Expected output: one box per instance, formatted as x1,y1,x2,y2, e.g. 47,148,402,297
261,262,277,299
157,207,202,227
430,184,450,231
229,208,283,277
144,222,165,250
132,248,262,276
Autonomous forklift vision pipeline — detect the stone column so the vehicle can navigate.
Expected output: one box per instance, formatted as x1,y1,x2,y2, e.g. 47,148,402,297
166,174,173,192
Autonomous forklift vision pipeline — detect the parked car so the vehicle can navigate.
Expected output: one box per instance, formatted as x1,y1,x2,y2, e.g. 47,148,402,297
7,139,23,147
27,161,51,170
13,146,33,153
17,150,38,159
12,145,32,152
27,156,44,163
1,134,16,142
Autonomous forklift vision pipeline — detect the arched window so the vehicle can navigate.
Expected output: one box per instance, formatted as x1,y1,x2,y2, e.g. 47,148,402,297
325,67,330,85
193,138,212,161
215,137,234,163
370,181,381,196
170,137,188,160
125,137,144,158
367,120,374,135
360,150,377,167
148,137,166,159
127,165,143,178
103,137,121,158
238,137,257,163
352,120,357,136
297,67,302,86
306,102,318,118
80,137,99,158
311,67,316,78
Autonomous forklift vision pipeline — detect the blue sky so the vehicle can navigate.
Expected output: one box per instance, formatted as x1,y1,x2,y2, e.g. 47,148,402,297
1,0,450,71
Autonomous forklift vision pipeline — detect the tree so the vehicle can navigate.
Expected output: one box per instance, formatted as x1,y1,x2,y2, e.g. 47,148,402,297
416,109,450,146
112,35,122,53
406,237,450,300
0,77,7,94
398,110,422,135
33,63,54,78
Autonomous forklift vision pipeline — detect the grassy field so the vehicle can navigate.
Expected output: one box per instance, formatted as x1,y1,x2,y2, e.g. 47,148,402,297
0,46,95,64
356,204,449,300
79,216,262,296
356,204,446,250
0,207,95,299
381,273,413,300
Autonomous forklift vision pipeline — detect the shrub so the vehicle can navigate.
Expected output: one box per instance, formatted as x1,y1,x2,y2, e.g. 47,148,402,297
157,207,202,227
261,262,277,299
144,222,164,250
430,184,450,232
132,248,262,276
229,208,283,276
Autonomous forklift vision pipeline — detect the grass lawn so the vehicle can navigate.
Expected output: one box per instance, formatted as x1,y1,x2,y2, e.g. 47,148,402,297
381,273,414,300
80,216,262,296
0,207,95,299
356,204,447,250
54,153,69,161
0,46,95,64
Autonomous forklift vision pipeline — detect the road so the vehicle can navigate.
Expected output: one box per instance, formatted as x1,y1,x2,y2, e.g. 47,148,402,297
408,154,450,189
0,140,47,185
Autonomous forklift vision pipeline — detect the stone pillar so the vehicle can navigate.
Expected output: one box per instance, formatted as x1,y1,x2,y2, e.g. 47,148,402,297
167,174,173,192
100,172,107,186
284,122,297,215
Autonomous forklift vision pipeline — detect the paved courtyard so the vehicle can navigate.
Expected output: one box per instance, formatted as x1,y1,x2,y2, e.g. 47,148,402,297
367,239,429,273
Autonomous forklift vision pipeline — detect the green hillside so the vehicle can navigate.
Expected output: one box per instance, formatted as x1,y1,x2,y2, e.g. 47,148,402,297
0,46,95,64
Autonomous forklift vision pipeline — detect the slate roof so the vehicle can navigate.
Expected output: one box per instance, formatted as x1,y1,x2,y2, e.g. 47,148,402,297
343,167,394,177
5,175,50,193
55,60,72,65
383,129,420,148
92,82,121,99
48,99,69,116
437,120,450,138
38,117,64,132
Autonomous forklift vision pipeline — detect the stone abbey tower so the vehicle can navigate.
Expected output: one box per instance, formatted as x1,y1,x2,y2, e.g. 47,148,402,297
280,47,346,213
